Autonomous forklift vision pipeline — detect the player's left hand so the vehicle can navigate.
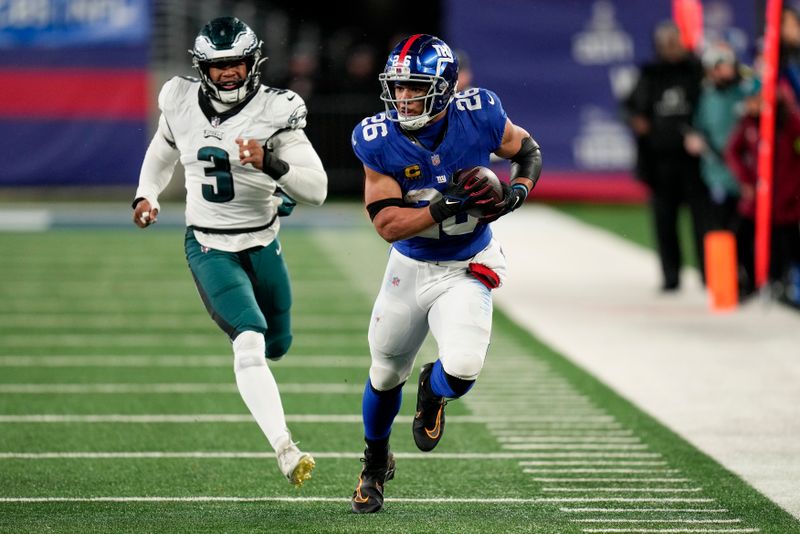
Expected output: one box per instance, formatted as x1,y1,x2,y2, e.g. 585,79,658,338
236,138,264,169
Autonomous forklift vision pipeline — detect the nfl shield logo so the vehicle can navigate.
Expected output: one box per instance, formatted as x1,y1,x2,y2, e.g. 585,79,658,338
211,116,220,128
431,154,440,166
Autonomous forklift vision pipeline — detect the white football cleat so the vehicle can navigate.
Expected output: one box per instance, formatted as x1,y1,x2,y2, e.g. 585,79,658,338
276,437,315,487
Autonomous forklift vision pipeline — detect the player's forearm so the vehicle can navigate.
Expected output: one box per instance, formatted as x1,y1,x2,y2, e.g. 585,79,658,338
274,165,327,206
373,207,436,242
266,132,327,206
134,125,179,211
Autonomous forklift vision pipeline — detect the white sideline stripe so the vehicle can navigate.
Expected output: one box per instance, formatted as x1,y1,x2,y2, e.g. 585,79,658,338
543,488,703,493
0,355,367,368
573,520,742,524
580,529,758,533
0,383,365,394
0,414,594,424
0,451,571,460
561,509,729,513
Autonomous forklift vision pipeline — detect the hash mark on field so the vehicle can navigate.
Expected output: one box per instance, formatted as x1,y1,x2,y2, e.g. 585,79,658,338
580,529,758,533
570,518,742,523
542,488,703,493
560,509,730,514
464,344,754,533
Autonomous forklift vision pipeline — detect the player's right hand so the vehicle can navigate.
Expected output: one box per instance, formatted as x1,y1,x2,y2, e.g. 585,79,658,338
133,199,159,229
429,172,493,223
443,173,492,209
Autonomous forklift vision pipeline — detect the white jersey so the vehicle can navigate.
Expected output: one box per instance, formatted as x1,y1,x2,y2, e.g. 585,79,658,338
164,75,305,229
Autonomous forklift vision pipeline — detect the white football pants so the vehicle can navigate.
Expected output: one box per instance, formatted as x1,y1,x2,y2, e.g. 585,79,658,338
367,239,507,391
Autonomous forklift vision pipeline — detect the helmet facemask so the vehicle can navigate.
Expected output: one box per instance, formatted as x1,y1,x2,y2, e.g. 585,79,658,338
379,73,454,130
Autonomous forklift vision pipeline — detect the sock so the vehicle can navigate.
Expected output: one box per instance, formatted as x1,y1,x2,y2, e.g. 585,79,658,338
365,436,390,459
232,331,290,451
430,359,475,398
362,379,403,441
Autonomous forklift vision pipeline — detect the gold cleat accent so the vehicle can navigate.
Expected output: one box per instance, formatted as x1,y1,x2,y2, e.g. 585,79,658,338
289,454,315,487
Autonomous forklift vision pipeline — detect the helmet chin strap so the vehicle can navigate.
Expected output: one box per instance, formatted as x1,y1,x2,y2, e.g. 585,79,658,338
398,113,432,130
213,84,248,104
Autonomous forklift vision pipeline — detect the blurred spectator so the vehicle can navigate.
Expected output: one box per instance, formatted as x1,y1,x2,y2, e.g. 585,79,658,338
343,43,380,93
279,42,320,102
684,41,750,231
455,49,474,91
623,21,707,292
780,7,800,101
724,79,800,304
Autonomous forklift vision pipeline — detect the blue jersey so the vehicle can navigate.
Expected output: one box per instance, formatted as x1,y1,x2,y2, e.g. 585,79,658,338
352,88,508,261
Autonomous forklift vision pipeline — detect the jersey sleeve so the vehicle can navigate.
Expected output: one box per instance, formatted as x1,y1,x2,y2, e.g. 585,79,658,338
267,89,309,131
476,88,508,152
351,117,387,174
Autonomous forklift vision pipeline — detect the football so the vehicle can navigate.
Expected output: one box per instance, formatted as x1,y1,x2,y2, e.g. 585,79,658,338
451,166,505,218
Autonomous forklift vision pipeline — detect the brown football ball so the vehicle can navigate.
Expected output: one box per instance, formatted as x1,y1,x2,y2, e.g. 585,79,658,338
451,166,504,218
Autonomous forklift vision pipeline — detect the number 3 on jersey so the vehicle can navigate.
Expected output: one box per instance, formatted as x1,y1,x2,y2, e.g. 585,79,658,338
198,146,234,203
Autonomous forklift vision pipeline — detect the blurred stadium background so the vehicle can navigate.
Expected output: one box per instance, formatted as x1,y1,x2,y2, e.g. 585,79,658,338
2,1,800,532
0,0,768,200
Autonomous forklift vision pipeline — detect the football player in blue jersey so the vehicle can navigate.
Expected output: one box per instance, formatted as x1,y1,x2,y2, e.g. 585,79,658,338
349,34,542,513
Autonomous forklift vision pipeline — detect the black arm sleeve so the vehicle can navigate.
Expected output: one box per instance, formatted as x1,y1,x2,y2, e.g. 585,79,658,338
510,136,542,189
366,198,405,221
261,150,290,180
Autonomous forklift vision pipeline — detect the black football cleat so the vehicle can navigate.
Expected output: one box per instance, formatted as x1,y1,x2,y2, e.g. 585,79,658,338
351,448,396,513
413,363,448,452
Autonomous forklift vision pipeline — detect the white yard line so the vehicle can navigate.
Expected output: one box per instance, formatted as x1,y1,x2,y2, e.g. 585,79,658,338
503,444,649,451
0,451,565,460
520,461,667,466
0,355,368,368
0,413,599,424
0,383,365,394
532,478,690,483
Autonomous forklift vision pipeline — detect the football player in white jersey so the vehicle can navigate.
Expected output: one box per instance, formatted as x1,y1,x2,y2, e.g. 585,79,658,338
132,17,327,487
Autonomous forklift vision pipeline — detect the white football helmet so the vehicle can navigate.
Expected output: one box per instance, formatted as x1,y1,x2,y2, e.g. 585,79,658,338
189,17,265,104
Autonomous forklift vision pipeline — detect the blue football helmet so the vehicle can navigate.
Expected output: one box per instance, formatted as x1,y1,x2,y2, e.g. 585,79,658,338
379,34,459,130
190,17,265,104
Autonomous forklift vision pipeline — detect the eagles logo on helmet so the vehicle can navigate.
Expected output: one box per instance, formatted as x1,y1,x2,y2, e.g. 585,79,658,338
189,17,266,104
379,34,459,130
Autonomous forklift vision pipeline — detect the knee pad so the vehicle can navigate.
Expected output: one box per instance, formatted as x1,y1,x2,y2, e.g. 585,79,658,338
265,333,292,361
232,331,266,372
440,351,484,381
369,363,407,392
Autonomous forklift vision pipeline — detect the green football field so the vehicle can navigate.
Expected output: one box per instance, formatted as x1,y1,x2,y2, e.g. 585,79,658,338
1,204,797,533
